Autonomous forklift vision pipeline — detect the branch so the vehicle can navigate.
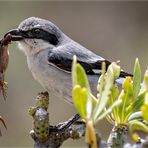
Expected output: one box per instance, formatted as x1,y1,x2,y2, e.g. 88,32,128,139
107,124,128,148
29,92,85,148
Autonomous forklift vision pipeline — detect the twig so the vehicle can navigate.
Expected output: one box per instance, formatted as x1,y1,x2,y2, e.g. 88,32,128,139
50,113,80,132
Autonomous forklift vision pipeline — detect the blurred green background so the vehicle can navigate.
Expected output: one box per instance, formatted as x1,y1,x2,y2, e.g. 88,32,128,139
0,1,148,147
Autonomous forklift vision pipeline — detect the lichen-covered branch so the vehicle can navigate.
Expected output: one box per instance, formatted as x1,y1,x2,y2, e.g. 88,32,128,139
107,124,128,148
29,92,86,148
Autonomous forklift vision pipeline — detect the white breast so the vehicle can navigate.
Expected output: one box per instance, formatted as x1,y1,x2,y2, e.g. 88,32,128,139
27,49,73,104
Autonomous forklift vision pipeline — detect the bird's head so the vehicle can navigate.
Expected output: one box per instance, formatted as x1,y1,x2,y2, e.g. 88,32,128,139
5,17,65,56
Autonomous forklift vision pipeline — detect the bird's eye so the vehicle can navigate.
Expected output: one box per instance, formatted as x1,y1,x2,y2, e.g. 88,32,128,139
32,28,40,34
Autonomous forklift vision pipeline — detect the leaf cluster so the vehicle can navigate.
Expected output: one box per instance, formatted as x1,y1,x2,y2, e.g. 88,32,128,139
72,56,148,147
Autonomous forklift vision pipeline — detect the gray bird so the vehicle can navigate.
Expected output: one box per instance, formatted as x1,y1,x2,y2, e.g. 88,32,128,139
5,17,131,104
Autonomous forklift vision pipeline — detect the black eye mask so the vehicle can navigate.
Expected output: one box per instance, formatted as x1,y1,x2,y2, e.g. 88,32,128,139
20,28,59,46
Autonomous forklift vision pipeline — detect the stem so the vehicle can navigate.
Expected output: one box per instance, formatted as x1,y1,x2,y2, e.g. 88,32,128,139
107,124,128,148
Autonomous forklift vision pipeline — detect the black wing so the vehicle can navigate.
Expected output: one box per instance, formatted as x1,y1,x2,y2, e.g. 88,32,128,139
48,52,111,75
48,42,132,77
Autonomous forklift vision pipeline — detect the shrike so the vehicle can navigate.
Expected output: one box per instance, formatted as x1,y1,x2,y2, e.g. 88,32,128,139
5,17,131,104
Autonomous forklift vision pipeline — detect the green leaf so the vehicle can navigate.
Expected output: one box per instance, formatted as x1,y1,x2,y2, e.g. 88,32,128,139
72,56,92,120
122,77,133,95
98,99,122,121
72,85,88,120
139,69,148,93
141,92,148,122
97,62,106,94
133,58,141,98
129,120,148,133
132,133,139,143
141,104,148,122
119,77,133,122
97,75,105,95
144,69,148,91
128,111,143,122
72,56,90,89
126,90,146,116
93,63,120,123
73,63,90,88
72,55,77,86
91,94,98,107
108,85,120,123
107,84,119,106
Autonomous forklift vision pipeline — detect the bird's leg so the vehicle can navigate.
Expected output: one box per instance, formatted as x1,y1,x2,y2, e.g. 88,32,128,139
49,113,81,132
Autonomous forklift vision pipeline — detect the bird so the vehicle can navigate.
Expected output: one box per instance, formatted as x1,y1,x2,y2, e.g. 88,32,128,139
4,17,132,104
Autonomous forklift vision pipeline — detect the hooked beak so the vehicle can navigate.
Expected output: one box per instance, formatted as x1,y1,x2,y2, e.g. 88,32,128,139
4,29,24,41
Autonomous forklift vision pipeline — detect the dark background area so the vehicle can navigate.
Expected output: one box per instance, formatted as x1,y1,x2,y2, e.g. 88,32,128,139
0,1,148,147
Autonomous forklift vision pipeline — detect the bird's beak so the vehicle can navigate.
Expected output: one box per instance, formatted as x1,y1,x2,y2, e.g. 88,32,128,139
4,29,24,41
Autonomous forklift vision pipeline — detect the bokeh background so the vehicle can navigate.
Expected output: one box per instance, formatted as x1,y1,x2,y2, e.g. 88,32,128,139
0,1,148,147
